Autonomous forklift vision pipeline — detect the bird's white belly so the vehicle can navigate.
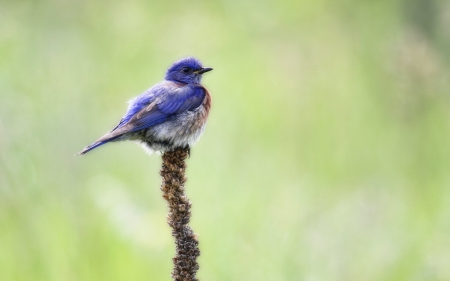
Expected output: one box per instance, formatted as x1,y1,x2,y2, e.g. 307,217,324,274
138,106,208,153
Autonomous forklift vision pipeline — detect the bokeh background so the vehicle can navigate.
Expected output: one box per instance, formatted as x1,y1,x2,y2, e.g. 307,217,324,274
1,0,450,280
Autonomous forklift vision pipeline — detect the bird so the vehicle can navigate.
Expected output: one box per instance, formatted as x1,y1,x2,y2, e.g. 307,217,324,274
77,57,212,155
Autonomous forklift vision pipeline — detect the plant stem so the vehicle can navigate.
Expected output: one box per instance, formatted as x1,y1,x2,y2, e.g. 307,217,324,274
160,147,200,281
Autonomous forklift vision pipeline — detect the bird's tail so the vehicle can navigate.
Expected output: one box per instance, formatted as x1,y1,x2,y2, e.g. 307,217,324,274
76,130,124,156
76,141,108,155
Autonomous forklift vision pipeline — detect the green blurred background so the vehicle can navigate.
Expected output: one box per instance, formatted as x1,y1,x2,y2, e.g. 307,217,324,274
1,0,450,280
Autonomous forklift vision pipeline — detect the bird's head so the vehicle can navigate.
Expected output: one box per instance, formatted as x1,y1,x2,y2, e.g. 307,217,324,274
165,57,213,84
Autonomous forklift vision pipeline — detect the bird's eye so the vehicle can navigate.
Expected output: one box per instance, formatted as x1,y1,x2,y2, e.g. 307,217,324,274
181,67,191,74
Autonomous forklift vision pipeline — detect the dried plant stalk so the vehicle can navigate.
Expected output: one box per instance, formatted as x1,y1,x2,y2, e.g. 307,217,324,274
160,147,200,281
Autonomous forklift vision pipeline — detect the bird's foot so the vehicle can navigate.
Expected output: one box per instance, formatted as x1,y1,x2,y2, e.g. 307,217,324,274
186,146,191,158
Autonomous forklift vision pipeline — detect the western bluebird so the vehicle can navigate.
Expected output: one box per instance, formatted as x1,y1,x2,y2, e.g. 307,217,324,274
77,57,212,155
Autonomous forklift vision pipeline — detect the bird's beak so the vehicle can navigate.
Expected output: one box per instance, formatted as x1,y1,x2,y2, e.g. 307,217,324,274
196,67,213,74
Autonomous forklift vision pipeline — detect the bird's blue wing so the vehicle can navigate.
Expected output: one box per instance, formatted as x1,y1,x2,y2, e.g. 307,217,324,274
97,84,205,140
126,85,205,132
109,86,164,131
